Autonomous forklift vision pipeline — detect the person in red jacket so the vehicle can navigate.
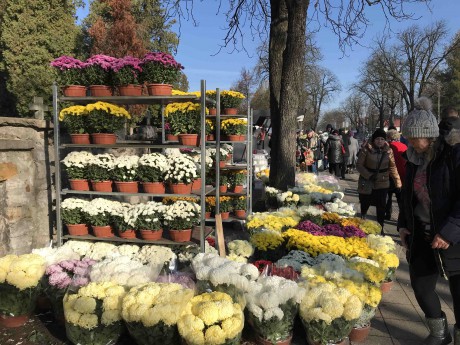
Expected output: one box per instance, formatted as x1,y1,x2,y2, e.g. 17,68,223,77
385,128,407,220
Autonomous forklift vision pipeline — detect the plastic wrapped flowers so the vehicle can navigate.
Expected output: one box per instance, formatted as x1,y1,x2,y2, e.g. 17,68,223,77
226,240,254,263
63,282,126,345
122,282,194,345
177,291,244,345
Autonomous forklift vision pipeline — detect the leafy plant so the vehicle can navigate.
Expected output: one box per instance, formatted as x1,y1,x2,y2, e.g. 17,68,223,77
233,196,247,211
86,154,115,182
139,52,183,84
219,196,233,213
228,170,246,187
220,90,245,108
221,119,247,135
83,54,116,85
61,207,87,225
111,155,139,182
137,153,169,182
165,102,202,134
50,56,86,86
86,101,131,133
60,106,89,134
111,56,142,86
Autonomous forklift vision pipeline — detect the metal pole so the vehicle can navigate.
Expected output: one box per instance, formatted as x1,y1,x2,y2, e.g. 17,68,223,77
52,82,63,246
216,89,221,215
200,80,206,253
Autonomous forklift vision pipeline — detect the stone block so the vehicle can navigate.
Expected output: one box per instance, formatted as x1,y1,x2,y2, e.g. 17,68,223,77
0,162,18,181
5,206,30,220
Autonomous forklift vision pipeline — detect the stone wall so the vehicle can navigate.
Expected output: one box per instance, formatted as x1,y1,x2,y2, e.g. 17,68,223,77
0,117,54,255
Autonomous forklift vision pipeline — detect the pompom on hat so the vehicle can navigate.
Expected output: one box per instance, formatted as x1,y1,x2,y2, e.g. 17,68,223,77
372,128,386,141
402,97,439,139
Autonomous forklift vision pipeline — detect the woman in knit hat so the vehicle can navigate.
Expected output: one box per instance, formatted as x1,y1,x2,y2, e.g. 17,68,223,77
398,97,460,345
356,127,401,232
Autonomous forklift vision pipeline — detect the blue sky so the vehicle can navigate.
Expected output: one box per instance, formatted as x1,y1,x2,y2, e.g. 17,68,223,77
77,1,460,110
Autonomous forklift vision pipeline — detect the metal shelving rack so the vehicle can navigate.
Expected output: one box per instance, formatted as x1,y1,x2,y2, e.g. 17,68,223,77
52,80,211,252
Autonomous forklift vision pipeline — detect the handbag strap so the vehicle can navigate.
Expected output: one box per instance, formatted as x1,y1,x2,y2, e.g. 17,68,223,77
375,150,385,174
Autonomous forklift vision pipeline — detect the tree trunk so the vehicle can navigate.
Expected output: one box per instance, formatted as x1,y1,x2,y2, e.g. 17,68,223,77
269,0,308,189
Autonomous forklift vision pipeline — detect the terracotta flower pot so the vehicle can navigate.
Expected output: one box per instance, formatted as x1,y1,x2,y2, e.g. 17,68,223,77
219,185,228,193
207,134,215,141
140,229,163,241
69,179,90,191
192,178,202,192
169,183,193,194
89,85,113,96
227,134,244,142
118,84,142,96
308,339,346,345
62,85,87,97
0,314,30,328
205,212,212,219
220,211,230,220
219,161,227,168
115,181,139,193
142,182,165,194
92,225,114,238
90,133,117,145
91,180,112,192
239,135,247,141
119,229,137,239
66,224,89,236
166,134,179,142
227,154,233,162
147,83,172,96
234,210,246,219
223,108,238,115
169,229,192,242
255,334,293,345
70,134,91,144
230,185,244,193
349,324,371,343
208,108,217,115
178,134,199,146
381,280,394,293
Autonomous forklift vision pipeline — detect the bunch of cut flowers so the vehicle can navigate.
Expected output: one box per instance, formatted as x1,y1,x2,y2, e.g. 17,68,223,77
246,275,305,343
296,205,325,225
226,240,253,263
177,291,244,345
135,245,177,270
122,282,194,345
264,186,282,209
246,211,300,234
324,198,356,216
276,191,300,208
63,282,126,345
296,221,366,238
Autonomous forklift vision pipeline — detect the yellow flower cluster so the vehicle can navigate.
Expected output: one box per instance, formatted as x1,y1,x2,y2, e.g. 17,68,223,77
282,229,375,258
339,217,363,228
250,230,284,251
58,105,87,121
206,119,214,130
172,90,201,97
0,254,45,290
301,184,333,194
163,196,200,205
164,102,206,117
64,282,126,330
321,212,341,224
122,283,194,327
349,262,387,285
220,90,245,100
205,196,232,207
359,220,382,235
336,280,382,308
247,213,299,233
178,291,244,345
221,119,247,131
60,102,131,121
371,252,399,270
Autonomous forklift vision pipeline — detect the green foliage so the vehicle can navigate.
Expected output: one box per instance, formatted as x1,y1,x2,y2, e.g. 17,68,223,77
169,109,200,134
220,198,233,212
137,165,164,182
87,110,126,133
61,208,87,225
63,115,89,134
228,171,246,187
139,62,181,85
64,166,87,180
0,0,82,116
126,321,180,345
136,217,162,231
0,283,39,316
87,165,112,182
66,319,124,345
303,317,355,345
233,197,247,211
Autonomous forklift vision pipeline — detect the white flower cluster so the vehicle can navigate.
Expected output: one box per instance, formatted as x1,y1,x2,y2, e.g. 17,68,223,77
227,240,254,263
265,186,281,196
136,245,177,269
324,199,355,216
247,276,305,322
296,206,324,219
276,191,300,205
90,256,158,287
32,246,81,266
113,155,139,180
134,201,166,224
84,243,118,261
178,242,217,264
61,151,95,168
163,200,200,224
208,147,229,160
192,253,259,292
366,234,396,253
301,253,364,283
89,153,116,170
222,143,234,153
138,153,169,171
61,198,90,211
84,198,122,217
62,240,95,256
348,256,380,268
164,155,197,183
191,151,213,169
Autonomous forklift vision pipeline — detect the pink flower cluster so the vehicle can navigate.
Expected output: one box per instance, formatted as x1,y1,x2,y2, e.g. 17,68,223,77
50,56,86,70
112,56,143,73
296,221,366,238
142,52,184,70
85,54,117,71
45,258,97,290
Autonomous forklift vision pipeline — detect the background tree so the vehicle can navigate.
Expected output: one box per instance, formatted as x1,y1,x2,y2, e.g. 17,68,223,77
231,67,258,113
317,109,346,132
341,92,367,131
0,0,82,116
250,83,270,110
439,31,460,110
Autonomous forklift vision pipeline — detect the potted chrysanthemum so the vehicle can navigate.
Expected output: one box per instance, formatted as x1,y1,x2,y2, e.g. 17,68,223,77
220,90,245,115
165,155,197,194
111,155,140,193
84,54,117,96
86,153,115,192
163,200,200,242
111,56,143,96
221,118,248,141
61,198,90,236
139,52,184,96
138,153,169,194
233,196,247,219
189,151,213,192
59,105,90,143
50,56,87,96
111,203,137,239
61,151,95,191
122,282,194,345
84,198,120,237
165,102,205,146
228,169,246,193
134,202,166,241
205,90,217,115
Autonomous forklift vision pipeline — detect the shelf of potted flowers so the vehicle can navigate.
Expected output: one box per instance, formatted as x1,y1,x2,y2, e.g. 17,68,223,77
0,254,46,328
111,203,137,239
137,153,169,194
219,196,233,219
84,54,117,96
219,173,229,193
111,155,140,193
139,52,183,96
59,105,90,144
228,169,246,193
61,151,94,191
63,282,126,345
111,56,143,96
134,201,167,241
85,198,119,238
221,118,248,141
233,196,247,219
209,147,229,168
61,198,90,236
86,153,115,192
163,200,200,242
205,197,215,219
165,102,204,146
205,90,217,115
165,154,197,194
50,56,87,97
122,282,194,345
86,101,131,144
220,90,245,115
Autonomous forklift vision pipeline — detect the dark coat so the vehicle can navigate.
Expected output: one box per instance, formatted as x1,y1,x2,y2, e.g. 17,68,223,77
325,134,344,164
398,129,460,276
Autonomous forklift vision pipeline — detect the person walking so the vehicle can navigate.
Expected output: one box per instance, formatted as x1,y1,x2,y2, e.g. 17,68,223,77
319,130,329,170
398,98,460,345
385,129,407,220
356,128,401,233
348,131,360,173
340,128,351,178
325,129,344,177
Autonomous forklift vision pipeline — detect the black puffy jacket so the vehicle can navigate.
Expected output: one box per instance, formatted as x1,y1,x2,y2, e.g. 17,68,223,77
398,130,460,276
325,135,344,164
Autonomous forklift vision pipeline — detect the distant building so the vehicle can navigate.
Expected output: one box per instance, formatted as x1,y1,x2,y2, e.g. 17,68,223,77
383,119,401,131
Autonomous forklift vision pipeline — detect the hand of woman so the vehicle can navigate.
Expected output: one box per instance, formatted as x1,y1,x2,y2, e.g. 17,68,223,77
399,228,411,249
431,234,450,250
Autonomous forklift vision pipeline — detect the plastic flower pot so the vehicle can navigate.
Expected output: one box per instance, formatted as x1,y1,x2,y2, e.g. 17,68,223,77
169,183,193,194
234,210,246,219
118,84,142,96
115,181,139,193
222,107,238,115
219,161,227,168
62,85,87,97
221,212,230,220
89,85,113,96
142,182,165,194
206,134,215,141
140,229,163,241
208,108,217,115
255,334,293,345
169,229,192,242
178,134,199,146
91,180,112,192
90,133,117,145
205,212,212,219
66,224,89,236
230,185,244,193
70,134,90,144
192,178,202,192
166,134,179,142
92,225,114,238
227,134,244,142
69,179,90,191
380,280,394,293
219,185,228,193
238,135,247,141
119,229,136,239
0,314,30,328
349,324,371,343
147,83,172,96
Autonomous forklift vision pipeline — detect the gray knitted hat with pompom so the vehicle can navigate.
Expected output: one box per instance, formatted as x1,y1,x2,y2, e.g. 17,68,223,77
402,97,439,139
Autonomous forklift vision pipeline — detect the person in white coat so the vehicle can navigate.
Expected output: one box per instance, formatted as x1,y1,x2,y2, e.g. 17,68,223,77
347,131,360,173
